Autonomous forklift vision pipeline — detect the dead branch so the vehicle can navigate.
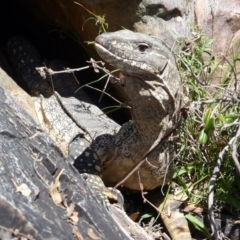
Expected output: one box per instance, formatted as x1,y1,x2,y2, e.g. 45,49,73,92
87,58,120,83
222,55,239,91
99,74,111,103
231,121,240,174
114,158,147,189
82,83,130,108
190,96,240,107
36,58,126,107
137,171,163,213
208,119,240,240
221,122,240,130
36,65,91,79
36,58,120,83
179,56,207,86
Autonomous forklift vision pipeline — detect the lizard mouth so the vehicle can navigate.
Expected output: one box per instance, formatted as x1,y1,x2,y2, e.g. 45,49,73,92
95,34,109,49
95,37,103,46
94,39,123,69
94,42,126,86
94,42,118,59
94,34,108,53
94,42,106,51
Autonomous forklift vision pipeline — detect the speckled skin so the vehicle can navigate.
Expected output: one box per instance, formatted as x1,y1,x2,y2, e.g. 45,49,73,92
92,30,183,190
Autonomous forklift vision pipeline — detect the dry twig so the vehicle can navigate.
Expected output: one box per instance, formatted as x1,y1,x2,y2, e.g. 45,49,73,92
222,55,239,91
179,56,207,85
36,58,126,107
208,119,240,240
137,171,164,213
36,65,91,78
114,158,147,189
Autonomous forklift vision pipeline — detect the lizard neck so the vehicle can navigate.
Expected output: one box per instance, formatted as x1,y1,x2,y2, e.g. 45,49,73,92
123,73,181,141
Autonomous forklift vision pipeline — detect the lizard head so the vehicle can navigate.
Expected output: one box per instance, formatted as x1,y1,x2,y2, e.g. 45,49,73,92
95,29,176,79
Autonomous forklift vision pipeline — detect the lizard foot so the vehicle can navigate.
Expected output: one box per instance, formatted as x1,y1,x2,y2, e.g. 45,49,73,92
81,173,124,209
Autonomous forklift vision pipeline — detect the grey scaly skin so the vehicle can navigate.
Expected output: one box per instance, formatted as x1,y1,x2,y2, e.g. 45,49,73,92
91,29,183,190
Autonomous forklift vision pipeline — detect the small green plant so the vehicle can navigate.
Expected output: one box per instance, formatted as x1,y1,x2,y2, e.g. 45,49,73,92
174,26,240,237
74,2,108,34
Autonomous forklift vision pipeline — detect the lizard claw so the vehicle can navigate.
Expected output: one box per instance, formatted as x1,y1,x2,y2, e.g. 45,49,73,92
104,187,124,207
81,173,124,210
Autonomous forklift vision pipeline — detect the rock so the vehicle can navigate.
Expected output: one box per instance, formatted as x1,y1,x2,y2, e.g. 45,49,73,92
134,0,194,50
0,69,39,125
0,77,131,240
19,0,194,53
195,0,240,58
195,0,240,79
17,0,240,67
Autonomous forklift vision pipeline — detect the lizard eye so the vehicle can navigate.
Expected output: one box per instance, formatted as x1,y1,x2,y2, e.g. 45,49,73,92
137,43,149,52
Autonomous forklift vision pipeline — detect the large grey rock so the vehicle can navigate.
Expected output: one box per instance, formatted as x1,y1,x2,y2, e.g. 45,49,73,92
195,0,240,78
0,80,130,240
18,0,240,68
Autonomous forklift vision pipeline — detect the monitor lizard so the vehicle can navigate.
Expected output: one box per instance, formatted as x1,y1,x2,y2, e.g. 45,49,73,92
92,30,183,190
